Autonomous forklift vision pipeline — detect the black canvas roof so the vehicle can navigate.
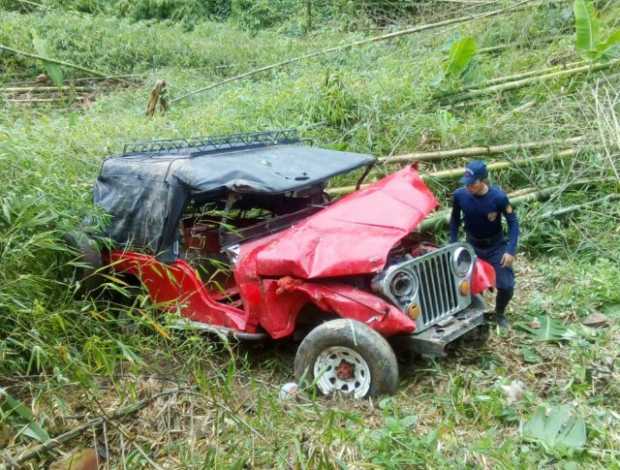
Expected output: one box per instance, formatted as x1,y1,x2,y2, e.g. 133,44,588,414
93,130,374,256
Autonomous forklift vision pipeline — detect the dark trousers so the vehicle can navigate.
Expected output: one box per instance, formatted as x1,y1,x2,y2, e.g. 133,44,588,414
470,238,514,315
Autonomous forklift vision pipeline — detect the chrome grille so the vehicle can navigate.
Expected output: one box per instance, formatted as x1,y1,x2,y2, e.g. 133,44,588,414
371,243,474,333
412,250,460,327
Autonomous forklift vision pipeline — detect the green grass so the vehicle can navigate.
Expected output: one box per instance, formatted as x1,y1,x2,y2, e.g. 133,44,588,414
1,1,620,468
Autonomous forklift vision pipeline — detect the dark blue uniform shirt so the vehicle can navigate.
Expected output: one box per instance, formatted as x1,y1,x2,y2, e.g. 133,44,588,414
449,186,519,255
449,186,519,290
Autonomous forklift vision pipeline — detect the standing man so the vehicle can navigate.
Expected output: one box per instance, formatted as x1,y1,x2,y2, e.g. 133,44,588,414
449,160,519,328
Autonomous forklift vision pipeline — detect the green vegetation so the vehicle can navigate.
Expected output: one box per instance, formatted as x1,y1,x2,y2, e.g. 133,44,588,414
1,0,619,467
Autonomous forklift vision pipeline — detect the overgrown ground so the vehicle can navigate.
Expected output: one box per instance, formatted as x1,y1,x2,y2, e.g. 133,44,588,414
1,1,619,468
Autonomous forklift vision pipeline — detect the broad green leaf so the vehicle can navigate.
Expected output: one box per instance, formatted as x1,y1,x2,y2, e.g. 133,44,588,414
0,388,50,444
573,0,601,58
523,405,586,452
521,346,542,364
445,37,477,79
515,315,576,342
595,30,620,59
32,33,64,87
44,63,64,87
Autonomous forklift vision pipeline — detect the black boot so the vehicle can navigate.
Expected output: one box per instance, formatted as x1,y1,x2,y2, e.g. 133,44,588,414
495,288,513,329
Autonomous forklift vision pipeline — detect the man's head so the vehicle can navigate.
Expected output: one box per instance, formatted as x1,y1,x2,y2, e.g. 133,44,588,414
460,160,488,195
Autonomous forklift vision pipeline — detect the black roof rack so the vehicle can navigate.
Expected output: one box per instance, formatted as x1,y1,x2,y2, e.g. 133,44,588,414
121,129,300,157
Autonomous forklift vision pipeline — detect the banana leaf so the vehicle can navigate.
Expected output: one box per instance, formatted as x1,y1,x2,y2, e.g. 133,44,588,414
445,36,477,78
523,405,586,452
515,315,577,342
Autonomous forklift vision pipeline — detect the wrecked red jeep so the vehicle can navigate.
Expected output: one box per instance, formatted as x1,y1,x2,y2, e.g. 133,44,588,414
78,130,496,398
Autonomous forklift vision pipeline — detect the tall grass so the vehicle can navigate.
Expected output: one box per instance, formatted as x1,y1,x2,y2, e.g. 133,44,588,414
0,10,333,77
1,0,616,376
0,2,619,467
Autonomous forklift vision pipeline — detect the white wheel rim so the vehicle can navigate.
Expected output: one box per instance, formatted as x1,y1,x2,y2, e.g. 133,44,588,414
313,346,371,399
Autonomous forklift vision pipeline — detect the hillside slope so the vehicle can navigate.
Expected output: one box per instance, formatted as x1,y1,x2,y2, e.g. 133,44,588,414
1,1,619,467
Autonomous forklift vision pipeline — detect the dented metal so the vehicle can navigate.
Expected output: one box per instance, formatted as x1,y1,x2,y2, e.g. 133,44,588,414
100,148,496,345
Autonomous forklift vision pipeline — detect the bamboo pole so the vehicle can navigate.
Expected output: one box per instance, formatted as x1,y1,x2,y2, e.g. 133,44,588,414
329,148,580,196
428,147,577,178
379,136,584,163
447,59,620,103
0,86,95,93
170,0,536,104
0,44,111,79
437,59,587,100
475,60,586,87
418,188,530,232
418,179,614,232
6,97,86,104
540,194,620,218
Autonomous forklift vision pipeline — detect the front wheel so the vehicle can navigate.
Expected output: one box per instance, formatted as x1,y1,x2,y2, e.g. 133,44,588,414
294,319,399,399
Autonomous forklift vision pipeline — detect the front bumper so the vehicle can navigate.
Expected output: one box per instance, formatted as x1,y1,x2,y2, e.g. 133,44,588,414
390,295,490,357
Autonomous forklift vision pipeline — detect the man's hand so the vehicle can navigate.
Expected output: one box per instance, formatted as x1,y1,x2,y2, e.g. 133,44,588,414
501,253,514,268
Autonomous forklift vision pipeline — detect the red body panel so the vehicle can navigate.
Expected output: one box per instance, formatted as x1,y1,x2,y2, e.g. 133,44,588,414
251,166,438,278
261,277,416,338
108,165,494,340
109,252,254,332
472,259,496,294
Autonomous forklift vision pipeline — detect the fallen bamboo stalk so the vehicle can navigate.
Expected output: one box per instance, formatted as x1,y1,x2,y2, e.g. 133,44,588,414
379,136,584,163
329,148,582,196
1,86,95,93
67,73,144,82
475,60,585,88
419,179,614,231
540,193,620,218
6,97,86,104
438,59,587,100
447,59,620,103
419,188,535,231
170,0,536,104
5,74,142,88
0,44,112,79
7,389,184,467
428,148,577,179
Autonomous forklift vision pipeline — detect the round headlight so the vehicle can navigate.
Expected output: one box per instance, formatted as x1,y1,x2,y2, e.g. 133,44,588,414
390,271,417,298
452,247,474,277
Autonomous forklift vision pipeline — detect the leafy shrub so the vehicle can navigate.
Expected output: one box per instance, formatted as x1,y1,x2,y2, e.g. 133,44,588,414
307,72,360,129
231,0,299,32
574,0,620,60
0,11,309,75
117,0,231,22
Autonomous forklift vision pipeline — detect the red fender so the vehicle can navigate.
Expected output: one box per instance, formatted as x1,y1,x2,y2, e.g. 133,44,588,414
471,258,496,294
109,251,250,331
259,276,416,339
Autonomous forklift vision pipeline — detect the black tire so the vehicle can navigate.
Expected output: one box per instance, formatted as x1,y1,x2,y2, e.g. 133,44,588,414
294,319,399,398
63,231,105,296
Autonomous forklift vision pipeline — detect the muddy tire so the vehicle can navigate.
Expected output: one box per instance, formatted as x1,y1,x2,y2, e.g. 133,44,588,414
294,319,399,399
64,231,105,296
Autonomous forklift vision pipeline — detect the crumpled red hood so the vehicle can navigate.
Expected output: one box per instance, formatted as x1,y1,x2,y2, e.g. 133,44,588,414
251,165,439,279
